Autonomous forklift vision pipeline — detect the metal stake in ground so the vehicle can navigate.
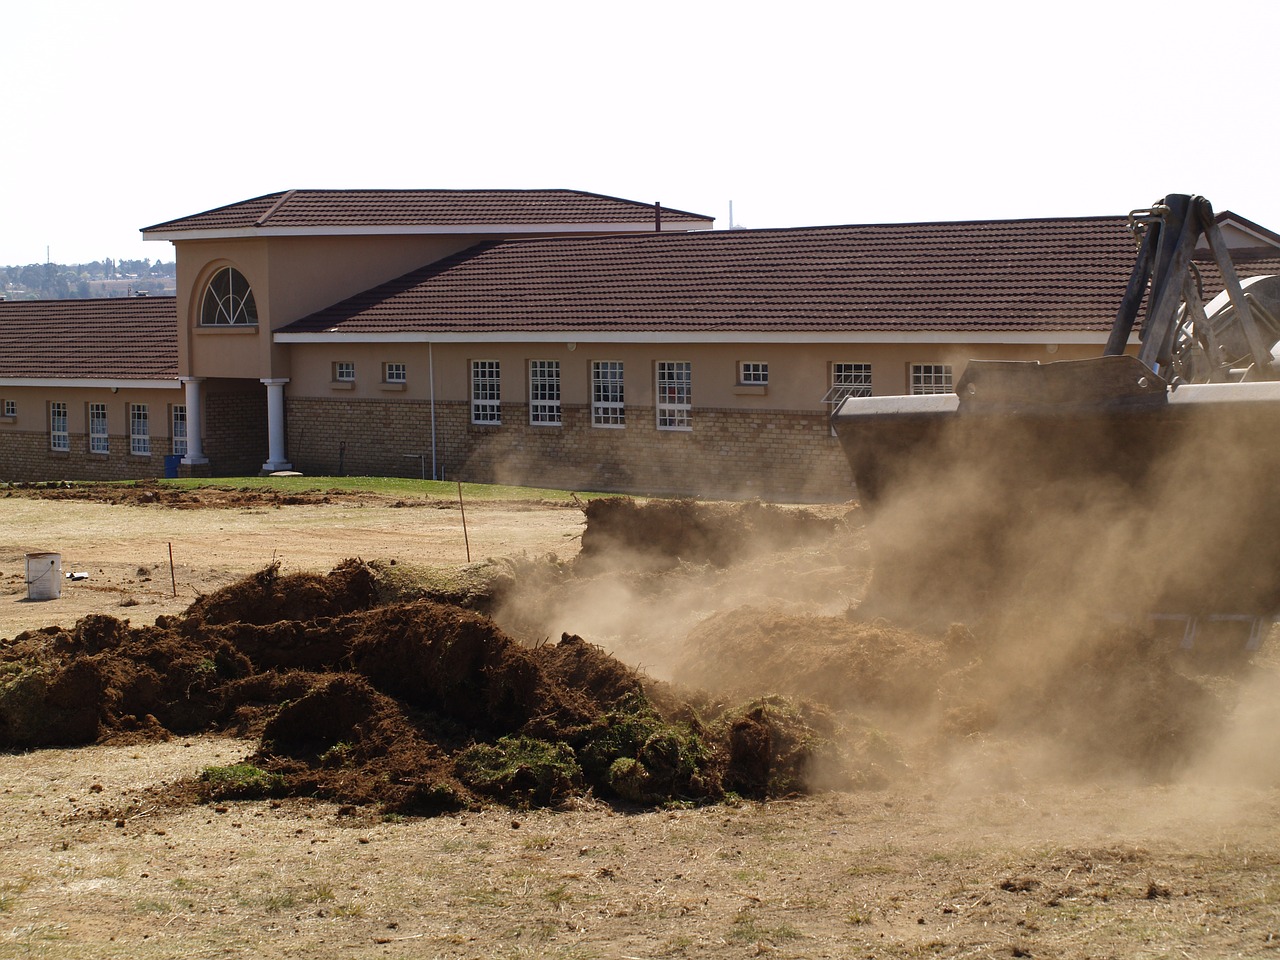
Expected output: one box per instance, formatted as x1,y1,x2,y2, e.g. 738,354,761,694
457,481,471,563
169,542,177,597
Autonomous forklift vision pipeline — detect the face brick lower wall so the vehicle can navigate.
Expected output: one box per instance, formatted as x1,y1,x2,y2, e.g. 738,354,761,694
0,429,167,482
285,397,856,501
204,390,268,477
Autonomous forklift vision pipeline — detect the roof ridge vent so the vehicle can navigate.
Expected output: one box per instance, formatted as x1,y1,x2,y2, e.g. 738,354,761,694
255,189,298,227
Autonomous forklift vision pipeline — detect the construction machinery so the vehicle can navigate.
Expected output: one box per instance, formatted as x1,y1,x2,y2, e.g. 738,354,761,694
832,194,1280,649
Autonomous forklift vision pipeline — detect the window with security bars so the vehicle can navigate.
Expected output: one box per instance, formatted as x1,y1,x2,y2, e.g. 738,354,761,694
130,403,150,455
529,360,561,425
656,361,692,430
50,401,68,451
739,361,769,385
89,402,109,454
592,361,625,427
172,405,188,456
471,360,501,424
910,363,954,395
383,362,406,384
823,363,873,412
334,361,355,382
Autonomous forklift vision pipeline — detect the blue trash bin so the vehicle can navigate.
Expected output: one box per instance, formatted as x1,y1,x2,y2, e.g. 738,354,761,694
164,454,182,478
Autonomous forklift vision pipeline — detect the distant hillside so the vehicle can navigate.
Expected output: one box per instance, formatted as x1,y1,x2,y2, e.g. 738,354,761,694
0,259,176,301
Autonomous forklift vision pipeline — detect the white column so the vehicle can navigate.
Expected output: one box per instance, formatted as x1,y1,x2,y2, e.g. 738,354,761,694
260,378,292,472
179,377,208,465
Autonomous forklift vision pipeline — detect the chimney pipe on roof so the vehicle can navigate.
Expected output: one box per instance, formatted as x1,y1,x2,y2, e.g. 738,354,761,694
655,201,662,232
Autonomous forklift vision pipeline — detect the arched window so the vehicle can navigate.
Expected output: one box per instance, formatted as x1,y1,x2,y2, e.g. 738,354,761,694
200,267,258,325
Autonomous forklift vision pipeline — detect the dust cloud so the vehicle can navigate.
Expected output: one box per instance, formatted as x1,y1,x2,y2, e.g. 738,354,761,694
489,400,1280,803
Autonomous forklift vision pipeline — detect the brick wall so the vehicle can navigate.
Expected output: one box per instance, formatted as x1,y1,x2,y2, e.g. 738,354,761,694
286,397,856,501
0,429,166,482
204,390,268,476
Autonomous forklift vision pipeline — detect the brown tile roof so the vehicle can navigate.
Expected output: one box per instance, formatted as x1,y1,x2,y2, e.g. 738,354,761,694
0,297,178,380
142,190,712,234
281,216,1280,337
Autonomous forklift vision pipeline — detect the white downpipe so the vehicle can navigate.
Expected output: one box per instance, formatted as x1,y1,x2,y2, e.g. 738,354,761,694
429,342,438,480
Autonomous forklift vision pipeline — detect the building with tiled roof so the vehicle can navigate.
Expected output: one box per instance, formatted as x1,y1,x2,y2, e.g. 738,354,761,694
142,189,710,237
4,189,1279,497
0,297,178,381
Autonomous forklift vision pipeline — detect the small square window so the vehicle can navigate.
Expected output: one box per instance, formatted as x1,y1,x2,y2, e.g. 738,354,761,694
334,361,356,382
739,362,769,385
383,362,407,384
2,399,14,418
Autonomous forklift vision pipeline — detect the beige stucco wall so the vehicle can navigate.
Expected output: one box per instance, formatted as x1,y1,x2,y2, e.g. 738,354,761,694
176,235,481,382
284,339,1107,411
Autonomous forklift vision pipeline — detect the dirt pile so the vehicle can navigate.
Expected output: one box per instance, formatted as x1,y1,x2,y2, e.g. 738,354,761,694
4,479,338,509
485,498,1240,784
0,560,860,813
679,605,1225,778
578,497,850,570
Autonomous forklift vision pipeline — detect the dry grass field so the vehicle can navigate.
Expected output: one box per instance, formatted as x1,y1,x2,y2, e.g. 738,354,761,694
3,482,1280,959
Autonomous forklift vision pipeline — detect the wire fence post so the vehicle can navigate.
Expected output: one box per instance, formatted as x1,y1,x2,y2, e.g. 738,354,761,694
457,481,471,563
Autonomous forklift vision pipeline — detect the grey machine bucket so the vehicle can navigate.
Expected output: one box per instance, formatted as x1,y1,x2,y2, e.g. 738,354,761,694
832,354,1280,632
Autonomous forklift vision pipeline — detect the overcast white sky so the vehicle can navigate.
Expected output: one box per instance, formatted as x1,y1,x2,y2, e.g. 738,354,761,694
5,0,1279,266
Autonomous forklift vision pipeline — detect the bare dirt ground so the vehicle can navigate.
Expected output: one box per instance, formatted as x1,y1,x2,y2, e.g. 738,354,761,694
2,485,1280,959
0,485,583,640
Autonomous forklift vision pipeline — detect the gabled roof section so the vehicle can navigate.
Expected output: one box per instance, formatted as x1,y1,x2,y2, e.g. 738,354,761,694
0,297,178,381
282,214,1267,339
142,189,713,240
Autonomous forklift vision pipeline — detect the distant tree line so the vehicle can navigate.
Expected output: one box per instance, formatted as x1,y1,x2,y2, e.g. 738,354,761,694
0,258,177,300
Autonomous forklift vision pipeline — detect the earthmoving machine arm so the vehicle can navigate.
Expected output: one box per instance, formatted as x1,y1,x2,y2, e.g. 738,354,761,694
832,193,1280,630
957,194,1280,415
1105,194,1278,383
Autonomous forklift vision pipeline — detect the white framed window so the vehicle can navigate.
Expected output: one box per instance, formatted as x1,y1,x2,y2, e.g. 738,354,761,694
383,362,406,384
50,401,68,452
910,363,954,395
89,402,109,454
130,403,150,455
592,360,625,428
823,362,873,411
739,361,769,385
529,360,561,425
172,404,188,456
200,266,258,326
334,361,356,382
471,360,501,424
2,399,14,418
656,361,692,430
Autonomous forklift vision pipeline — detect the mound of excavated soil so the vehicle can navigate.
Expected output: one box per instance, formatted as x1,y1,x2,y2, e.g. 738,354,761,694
0,561,861,813
679,604,1224,778
4,479,339,509
578,498,853,569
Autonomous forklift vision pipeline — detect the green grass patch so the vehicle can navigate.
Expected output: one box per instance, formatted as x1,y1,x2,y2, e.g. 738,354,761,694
579,691,712,803
455,736,583,805
200,763,286,800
